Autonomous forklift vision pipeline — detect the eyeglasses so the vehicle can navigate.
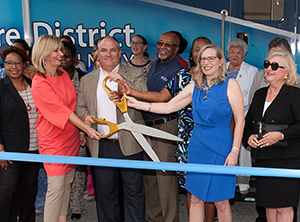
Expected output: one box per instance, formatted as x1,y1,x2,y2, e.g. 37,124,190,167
130,41,143,46
4,60,23,68
199,56,217,63
157,42,179,48
263,60,284,71
63,54,71,59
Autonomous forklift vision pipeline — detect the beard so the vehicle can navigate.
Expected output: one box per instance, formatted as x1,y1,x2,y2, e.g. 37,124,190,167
158,50,169,61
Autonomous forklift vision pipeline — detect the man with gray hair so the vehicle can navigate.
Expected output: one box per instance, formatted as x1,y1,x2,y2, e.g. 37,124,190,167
76,36,147,222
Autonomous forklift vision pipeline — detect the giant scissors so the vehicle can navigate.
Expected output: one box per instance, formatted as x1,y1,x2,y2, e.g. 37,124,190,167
91,76,182,162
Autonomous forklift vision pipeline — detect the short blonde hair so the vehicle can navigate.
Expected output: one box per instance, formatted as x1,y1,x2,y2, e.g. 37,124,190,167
194,44,227,89
32,35,63,77
265,49,298,87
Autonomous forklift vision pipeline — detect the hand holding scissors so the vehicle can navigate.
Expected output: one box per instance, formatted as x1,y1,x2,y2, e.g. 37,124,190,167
92,76,182,162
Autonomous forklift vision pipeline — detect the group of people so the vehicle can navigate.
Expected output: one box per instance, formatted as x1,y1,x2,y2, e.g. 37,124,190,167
0,36,100,222
0,30,299,222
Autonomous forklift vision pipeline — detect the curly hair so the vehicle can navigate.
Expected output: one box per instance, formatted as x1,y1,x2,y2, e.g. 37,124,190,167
1,46,27,62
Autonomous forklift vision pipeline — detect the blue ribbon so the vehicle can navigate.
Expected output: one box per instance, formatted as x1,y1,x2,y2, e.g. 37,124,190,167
0,152,300,178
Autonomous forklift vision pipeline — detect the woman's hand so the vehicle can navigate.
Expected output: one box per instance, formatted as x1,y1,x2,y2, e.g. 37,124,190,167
224,150,239,166
79,133,87,146
85,127,101,140
0,159,12,170
248,134,259,148
124,95,139,109
0,145,12,170
84,115,97,126
257,131,282,148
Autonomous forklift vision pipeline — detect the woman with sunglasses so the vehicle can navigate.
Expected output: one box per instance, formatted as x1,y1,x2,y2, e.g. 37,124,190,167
122,34,152,76
244,49,300,222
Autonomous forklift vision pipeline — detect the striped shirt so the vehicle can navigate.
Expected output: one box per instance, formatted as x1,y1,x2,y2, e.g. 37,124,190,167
18,85,38,151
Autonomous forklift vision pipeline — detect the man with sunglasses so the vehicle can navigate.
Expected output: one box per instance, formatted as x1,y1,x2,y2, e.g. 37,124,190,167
143,32,183,222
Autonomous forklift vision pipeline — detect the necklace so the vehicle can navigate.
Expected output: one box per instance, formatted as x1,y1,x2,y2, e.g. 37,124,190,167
202,78,217,100
25,88,32,111
19,80,32,111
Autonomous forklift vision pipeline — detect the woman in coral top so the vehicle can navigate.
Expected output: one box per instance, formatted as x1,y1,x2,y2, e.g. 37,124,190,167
31,35,100,222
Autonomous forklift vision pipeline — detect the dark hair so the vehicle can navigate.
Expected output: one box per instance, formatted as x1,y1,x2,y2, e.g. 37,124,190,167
59,35,73,44
268,37,291,53
13,39,30,52
133,34,149,58
170,31,188,54
1,46,27,62
188,37,212,67
62,41,77,57
13,39,31,62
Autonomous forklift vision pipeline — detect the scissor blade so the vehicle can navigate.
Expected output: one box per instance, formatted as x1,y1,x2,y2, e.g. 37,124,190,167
119,122,182,142
122,112,182,142
131,131,161,162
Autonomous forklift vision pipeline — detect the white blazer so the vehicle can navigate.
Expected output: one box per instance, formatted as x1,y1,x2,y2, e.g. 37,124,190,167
226,61,258,116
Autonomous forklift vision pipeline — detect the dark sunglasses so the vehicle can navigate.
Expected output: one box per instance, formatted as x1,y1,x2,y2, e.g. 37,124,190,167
157,42,178,48
263,60,284,71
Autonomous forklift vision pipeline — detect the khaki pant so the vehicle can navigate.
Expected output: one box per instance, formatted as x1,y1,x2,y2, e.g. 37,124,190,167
43,169,75,222
144,118,179,222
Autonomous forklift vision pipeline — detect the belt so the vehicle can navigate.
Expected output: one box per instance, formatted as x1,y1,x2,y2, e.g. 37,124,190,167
145,116,177,127
103,138,119,143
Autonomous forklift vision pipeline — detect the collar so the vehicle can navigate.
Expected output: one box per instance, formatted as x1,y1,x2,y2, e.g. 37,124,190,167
100,64,119,76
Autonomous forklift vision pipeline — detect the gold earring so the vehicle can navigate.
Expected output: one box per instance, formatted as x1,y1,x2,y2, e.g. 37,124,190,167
284,76,287,80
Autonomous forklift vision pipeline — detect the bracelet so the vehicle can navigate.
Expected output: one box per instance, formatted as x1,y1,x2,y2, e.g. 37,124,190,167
143,91,147,100
232,146,240,152
281,133,284,140
148,102,152,111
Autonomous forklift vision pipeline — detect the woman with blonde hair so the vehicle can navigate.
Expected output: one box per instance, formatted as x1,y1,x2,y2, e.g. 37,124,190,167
245,49,300,222
125,44,245,222
31,34,100,222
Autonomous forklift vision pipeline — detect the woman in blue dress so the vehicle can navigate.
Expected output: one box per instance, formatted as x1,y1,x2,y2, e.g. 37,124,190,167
126,44,245,222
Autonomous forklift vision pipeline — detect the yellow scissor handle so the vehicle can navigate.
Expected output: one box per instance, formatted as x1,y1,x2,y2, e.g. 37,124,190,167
91,117,120,138
102,76,127,113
